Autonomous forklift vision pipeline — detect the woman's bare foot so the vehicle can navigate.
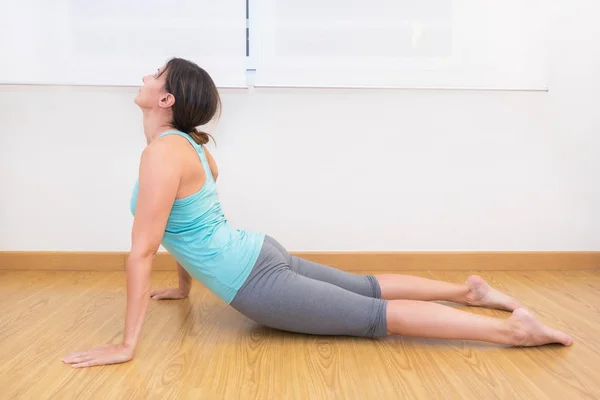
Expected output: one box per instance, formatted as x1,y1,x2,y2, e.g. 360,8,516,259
507,308,573,346
465,275,521,311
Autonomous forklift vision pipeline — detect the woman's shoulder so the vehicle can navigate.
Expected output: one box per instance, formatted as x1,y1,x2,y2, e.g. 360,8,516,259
144,134,191,159
140,135,187,177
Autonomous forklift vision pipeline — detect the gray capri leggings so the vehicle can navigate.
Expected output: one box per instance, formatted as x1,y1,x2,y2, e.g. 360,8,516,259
230,236,389,338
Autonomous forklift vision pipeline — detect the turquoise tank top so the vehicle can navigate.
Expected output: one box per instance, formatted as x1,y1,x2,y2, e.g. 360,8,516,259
130,130,265,303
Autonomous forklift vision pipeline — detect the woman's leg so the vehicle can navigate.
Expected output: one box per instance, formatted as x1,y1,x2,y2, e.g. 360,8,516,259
385,300,572,347
375,274,520,311
264,236,521,311
270,233,519,311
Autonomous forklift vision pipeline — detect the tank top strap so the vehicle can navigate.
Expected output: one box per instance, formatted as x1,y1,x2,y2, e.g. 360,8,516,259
196,143,215,184
158,130,215,184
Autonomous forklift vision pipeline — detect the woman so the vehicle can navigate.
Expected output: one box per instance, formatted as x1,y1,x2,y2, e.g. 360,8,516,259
63,58,572,369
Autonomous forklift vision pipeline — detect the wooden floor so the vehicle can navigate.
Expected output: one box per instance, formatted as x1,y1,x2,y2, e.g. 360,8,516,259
1,270,599,399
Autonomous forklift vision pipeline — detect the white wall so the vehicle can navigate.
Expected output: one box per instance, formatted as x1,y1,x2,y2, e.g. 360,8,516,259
1,2,599,252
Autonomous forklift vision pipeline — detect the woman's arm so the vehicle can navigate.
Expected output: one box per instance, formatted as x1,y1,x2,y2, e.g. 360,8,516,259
122,140,180,349
63,138,181,368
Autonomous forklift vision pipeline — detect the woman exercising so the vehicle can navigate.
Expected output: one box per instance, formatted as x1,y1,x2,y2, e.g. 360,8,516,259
63,58,573,368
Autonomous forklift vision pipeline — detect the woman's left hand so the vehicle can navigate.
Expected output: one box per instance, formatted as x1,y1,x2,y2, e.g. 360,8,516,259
62,344,134,368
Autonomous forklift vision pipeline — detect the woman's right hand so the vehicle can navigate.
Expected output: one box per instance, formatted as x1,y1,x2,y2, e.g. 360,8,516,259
150,288,189,300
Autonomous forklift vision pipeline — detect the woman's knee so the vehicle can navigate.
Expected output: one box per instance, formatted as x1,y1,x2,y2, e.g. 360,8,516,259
366,275,383,299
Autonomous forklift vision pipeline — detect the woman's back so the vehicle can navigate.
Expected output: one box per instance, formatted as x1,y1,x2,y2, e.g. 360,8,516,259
130,130,265,303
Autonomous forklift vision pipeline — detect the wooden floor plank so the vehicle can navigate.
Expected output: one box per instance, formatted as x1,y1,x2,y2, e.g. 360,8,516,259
0,270,597,400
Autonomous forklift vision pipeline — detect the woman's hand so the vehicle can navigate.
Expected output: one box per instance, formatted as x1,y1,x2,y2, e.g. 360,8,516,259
62,344,134,368
151,287,189,300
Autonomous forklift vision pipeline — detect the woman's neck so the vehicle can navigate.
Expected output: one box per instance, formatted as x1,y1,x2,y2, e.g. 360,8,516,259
142,111,173,145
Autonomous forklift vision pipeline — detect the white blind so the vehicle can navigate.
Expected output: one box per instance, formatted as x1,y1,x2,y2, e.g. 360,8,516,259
0,0,247,87
253,0,549,90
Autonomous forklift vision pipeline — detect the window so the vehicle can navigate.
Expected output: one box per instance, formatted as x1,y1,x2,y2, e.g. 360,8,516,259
1,0,548,90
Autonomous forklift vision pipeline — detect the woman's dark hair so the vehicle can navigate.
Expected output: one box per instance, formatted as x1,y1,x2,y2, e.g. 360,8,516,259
162,57,221,145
